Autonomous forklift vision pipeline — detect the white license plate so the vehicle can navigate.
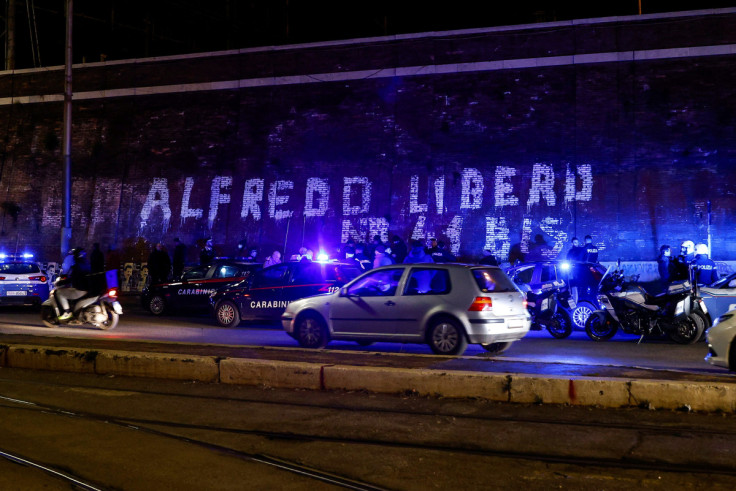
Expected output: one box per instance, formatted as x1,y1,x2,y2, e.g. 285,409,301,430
508,321,524,329
6,291,26,296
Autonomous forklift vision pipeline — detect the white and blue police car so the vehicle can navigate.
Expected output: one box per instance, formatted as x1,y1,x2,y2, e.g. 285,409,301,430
0,253,51,307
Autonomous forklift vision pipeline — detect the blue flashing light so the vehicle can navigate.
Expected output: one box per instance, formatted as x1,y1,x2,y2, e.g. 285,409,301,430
560,262,571,271
317,253,329,261
22,253,34,259
0,253,6,259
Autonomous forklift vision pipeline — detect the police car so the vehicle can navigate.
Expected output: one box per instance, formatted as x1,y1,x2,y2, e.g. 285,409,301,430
210,260,363,327
0,253,50,307
141,259,262,315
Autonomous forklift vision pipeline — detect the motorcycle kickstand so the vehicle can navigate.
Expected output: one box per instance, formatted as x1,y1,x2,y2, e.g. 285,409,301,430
637,334,645,345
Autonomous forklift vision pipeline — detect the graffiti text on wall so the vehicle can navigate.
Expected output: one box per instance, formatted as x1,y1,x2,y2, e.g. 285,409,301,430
136,163,593,256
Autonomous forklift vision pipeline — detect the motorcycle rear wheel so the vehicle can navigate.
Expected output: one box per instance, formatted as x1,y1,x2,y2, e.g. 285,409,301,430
546,311,573,339
40,305,59,328
98,310,119,330
584,311,618,341
668,313,704,345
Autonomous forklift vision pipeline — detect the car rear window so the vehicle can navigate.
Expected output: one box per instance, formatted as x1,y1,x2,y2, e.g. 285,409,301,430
472,268,518,293
0,263,40,274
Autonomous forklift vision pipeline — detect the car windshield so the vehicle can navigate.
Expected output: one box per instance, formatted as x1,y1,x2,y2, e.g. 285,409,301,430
0,263,40,274
472,268,518,293
182,265,210,280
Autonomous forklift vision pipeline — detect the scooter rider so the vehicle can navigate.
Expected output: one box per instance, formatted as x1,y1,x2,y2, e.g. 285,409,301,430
692,243,719,286
56,247,91,321
672,240,695,282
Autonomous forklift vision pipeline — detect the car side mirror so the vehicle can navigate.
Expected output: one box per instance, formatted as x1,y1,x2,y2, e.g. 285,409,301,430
340,287,354,297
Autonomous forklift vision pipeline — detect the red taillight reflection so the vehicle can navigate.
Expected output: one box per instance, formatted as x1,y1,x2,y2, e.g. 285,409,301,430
468,296,493,311
523,298,528,309
29,276,47,282
107,288,118,298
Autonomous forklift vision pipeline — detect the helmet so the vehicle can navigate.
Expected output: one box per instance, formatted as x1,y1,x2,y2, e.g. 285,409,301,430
72,247,86,259
695,243,709,256
680,240,695,255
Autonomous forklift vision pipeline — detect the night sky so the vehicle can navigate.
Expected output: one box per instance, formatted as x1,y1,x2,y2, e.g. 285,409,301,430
5,0,736,69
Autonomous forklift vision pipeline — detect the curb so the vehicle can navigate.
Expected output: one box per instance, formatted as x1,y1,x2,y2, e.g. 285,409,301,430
2,343,735,412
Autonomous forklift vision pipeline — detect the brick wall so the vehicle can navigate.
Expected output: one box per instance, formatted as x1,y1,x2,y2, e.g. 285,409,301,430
0,9,734,265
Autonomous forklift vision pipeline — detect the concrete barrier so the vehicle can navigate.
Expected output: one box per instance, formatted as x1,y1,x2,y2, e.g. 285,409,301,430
220,358,324,389
1,342,735,413
6,345,97,374
630,379,736,412
95,351,219,382
323,365,511,401
509,375,631,407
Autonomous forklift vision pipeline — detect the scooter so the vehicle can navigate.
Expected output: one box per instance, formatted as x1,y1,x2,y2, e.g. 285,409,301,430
526,280,573,339
41,274,123,330
584,264,703,344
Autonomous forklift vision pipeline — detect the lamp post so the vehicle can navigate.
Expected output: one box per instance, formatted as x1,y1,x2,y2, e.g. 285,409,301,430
61,0,73,258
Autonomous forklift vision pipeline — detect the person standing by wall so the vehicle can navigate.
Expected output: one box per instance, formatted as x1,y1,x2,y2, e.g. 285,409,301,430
692,243,719,286
582,235,599,263
148,243,171,286
264,250,282,268
172,238,187,278
200,238,216,266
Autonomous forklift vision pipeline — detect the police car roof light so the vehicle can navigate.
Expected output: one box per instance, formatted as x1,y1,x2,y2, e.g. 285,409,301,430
317,253,329,261
560,262,571,271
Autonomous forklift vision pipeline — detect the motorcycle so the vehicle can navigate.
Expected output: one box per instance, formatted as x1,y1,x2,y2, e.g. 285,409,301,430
41,274,123,330
584,264,704,344
526,280,573,339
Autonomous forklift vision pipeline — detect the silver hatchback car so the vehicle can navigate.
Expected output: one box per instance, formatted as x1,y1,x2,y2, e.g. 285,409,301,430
281,263,531,355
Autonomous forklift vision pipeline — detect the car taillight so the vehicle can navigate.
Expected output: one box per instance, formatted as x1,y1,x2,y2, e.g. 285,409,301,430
107,288,118,298
0,276,5,280
523,298,528,309
468,297,493,311
29,276,47,282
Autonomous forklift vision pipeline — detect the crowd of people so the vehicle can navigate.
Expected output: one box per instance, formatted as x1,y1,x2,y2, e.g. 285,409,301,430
52,231,719,321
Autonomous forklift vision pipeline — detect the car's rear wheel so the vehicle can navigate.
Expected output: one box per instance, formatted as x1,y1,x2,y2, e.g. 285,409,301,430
148,295,166,315
296,313,329,349
215,301,241,328
481,341,511,354
427,317,468,356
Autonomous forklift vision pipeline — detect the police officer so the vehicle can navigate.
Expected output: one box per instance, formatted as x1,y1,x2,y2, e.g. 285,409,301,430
200,238,216,266
672,240,695,281
582,235,598,263
566,237,585,261
656,245,674,289
692,243,718,286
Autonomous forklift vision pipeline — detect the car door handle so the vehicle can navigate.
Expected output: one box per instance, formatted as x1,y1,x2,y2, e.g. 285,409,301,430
385,301,396,306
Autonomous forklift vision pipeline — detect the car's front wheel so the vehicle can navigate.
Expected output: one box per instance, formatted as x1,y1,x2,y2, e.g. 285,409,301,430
427,317,468,356
215,300,241,327
296,313,329,349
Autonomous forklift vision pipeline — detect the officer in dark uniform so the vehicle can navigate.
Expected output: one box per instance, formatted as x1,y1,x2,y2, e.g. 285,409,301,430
692,243,718,286
672,240,695,282
565,237,585,262
582,235,598,263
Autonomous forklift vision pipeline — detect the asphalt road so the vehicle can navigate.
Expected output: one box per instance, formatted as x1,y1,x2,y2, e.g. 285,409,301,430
0,296,730,378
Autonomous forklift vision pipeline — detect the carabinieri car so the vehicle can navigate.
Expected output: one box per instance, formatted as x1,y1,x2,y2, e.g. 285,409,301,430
0,253,50,307
141,259,262,315
282,263,531,356
210,260,363,326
